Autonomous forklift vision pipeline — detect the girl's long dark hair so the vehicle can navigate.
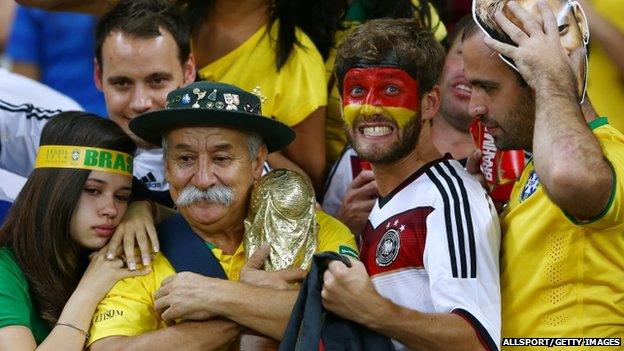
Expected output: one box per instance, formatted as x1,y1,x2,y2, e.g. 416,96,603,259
177,0,346,70
0,112,136,326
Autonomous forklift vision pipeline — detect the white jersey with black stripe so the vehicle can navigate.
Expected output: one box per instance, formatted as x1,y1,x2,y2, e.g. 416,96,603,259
360,156,501,351
0,68,82,200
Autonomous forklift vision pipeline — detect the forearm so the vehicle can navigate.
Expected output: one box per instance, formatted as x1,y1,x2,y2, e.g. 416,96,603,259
287,107,327,193
36,288,103,350
532,77,612,217
89,319,240,351
212,281,298,340
363,299,485,351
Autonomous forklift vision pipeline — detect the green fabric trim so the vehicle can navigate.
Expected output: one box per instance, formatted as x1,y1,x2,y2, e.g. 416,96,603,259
204,241,216,250
339,245,359,259
588,117,609,130
564,159,617,225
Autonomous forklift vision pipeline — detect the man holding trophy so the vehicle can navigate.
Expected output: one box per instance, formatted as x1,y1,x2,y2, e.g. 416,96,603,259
87,81,357,350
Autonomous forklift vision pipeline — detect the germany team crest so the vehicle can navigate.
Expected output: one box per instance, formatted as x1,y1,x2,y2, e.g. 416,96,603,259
375,229,401,267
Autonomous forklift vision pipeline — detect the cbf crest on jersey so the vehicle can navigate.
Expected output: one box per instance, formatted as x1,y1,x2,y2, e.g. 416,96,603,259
520,170,539,202
376,228,401,267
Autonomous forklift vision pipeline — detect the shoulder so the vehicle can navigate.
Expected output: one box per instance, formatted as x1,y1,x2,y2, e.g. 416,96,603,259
425,159,488,202
0,68,82,111
315,211,359,258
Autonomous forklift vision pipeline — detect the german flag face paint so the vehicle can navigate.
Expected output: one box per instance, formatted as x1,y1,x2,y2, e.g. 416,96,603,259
342,67,420,129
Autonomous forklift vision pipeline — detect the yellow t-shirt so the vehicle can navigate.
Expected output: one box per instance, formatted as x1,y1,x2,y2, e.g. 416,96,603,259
197,21,327,128
324,1,448,166
500,118,624,350
87,210,357,345
587,0,624,133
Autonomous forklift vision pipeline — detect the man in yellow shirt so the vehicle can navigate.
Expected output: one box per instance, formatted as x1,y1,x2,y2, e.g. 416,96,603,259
88,81,357,350
467,1,624,348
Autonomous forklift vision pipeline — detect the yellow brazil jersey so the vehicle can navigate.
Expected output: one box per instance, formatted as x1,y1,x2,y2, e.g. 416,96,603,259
323,1,447,166
500,118,624,350
587,1,624,133
197,21,326,128
87,210,357,346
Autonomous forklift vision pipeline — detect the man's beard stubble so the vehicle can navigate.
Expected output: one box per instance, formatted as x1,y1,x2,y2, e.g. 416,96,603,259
347,116,422,164
492,87,535,152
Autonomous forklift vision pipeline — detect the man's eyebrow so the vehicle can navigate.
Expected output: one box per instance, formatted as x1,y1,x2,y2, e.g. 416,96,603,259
146,72,174,80
470,79,499,88
107,75,132,83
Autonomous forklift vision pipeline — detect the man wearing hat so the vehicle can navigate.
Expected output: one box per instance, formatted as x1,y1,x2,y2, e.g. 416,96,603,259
87,81,357,350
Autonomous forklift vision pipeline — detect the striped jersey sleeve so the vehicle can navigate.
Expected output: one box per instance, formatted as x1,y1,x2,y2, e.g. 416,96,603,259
424,160,501,351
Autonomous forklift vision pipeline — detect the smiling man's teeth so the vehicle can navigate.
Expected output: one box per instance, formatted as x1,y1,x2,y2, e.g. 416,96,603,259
361,126,392,136
456,84,472,93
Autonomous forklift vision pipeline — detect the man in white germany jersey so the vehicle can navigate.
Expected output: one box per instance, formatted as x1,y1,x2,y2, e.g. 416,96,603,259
321,18,502,351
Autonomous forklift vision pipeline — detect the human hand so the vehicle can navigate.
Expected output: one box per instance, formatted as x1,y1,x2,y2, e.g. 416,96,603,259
105,200,159,270
336,170,378,235
154,272,218,323
77,246,151,302
484,1,579,92
239,244,307,290
321,258,385,325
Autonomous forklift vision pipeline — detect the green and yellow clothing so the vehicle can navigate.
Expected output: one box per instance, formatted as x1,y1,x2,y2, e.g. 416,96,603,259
0,247,50,344
87,211,358,345
500,118,624,349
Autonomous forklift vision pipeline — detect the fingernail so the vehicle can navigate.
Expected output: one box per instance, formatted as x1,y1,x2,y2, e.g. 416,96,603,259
106,253,114,260
153,245,159,253
142,255,151,266
128,262,137,271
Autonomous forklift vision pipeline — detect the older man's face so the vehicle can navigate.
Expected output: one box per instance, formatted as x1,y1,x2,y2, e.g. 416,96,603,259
164,127,265,230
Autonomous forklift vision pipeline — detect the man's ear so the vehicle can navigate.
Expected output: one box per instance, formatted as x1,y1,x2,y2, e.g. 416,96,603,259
94,58,103,91
572,1,590,45
421,85,441,122
183,53,197,84
252,145,268,180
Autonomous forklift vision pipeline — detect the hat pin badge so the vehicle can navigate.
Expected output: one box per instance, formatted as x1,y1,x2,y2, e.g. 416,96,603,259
192,88,207,108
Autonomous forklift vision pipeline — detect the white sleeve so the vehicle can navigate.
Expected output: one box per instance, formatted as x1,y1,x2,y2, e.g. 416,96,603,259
321,147,356,216
424,162,501,351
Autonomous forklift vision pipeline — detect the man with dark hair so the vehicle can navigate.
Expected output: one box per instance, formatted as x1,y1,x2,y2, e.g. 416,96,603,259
465,1,624,345
321,18,501,351
94,0,196,210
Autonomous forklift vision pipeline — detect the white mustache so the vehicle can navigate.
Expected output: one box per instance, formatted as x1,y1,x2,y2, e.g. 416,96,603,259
175,184,234,207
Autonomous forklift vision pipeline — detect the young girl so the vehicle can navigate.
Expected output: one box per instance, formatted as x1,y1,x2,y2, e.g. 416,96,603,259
0,111,149,350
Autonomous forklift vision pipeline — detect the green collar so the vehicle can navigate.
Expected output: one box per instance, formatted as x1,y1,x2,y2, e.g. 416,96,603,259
588,116,609,130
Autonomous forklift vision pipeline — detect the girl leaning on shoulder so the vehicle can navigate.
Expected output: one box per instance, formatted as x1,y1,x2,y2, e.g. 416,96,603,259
0,111,150,350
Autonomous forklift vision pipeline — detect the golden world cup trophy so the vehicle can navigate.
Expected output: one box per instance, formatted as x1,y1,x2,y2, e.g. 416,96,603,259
244,168,318,271
236,169,318,351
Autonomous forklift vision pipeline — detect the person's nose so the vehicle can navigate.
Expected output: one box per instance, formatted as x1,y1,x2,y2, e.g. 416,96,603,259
129,85,154,115
191,156,217,190
469,92,488,119
100,194,119,219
